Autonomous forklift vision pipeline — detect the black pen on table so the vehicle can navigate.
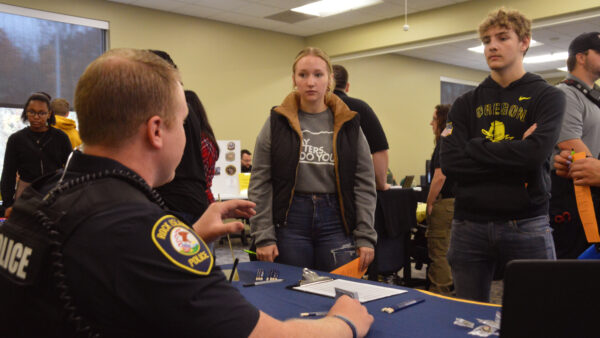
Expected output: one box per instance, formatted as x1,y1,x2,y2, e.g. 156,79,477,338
228,258,239,283
381,298,425,313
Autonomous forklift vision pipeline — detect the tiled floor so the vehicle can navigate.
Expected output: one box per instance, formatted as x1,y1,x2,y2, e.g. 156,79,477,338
213,237,503,304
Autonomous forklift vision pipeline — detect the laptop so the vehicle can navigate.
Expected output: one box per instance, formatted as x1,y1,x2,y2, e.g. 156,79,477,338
401,175,414,189
500,259,600,338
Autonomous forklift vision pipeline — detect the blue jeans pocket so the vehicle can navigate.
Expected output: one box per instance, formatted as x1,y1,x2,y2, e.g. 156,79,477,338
509,215,551,234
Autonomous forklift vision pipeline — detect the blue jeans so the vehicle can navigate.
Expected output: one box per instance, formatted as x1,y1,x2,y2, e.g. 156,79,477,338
447,215,556,302
276,193,356,271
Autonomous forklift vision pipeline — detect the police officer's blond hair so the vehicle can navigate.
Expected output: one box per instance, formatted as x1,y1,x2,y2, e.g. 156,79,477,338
74,48,181,147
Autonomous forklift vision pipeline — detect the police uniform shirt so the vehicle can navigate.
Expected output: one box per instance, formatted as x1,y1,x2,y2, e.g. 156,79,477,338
1,152,260,337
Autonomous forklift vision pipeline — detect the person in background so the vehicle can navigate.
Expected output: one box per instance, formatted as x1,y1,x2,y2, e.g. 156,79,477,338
50,98,82,149
0,48,374,338
185,90,219,204
249,47,377,272
550,32,600,258
241,149,252,173
1,92,71,217
440,8,565,302
152,50,209,225
333,64,390,191
425,104,455,296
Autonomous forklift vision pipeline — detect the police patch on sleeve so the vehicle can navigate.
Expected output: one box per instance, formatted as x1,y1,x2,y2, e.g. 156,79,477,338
151,215,214,275
441,122,453,137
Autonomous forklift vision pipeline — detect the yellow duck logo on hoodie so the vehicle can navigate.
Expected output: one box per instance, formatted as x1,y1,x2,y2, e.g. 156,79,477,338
481,121,514,142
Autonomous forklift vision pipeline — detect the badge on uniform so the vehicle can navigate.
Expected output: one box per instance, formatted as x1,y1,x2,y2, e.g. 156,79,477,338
441,122,453,137
151,215,213,275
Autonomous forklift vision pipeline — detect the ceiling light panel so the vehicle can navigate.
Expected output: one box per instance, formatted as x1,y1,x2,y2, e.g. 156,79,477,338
291,0,382,17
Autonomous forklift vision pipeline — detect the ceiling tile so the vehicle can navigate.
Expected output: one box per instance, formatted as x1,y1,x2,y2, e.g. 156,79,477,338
232,2,282,17
361,2,405,19
133,0,188,11
169,4,225,18
251,0,313,9
179,0,249,11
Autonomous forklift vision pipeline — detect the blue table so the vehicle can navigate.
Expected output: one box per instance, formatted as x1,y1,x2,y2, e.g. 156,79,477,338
226,261,500,338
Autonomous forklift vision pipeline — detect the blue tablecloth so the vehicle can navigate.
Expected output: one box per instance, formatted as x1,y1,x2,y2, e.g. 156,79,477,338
225,261,500,338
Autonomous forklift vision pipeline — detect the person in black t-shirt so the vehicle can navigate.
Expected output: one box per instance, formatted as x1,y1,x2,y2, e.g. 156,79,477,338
151,50,209,225
425,104,455,296
0,92,71,217
333,64,390,190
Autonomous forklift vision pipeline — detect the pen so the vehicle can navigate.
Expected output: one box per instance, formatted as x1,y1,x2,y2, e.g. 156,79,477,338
300,311,328,317
228,258,239,283
381,298,425,314
244,249,257,255
243,279,284,287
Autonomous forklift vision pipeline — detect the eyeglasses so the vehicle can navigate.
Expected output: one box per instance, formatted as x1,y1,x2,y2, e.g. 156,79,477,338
26,111,49,117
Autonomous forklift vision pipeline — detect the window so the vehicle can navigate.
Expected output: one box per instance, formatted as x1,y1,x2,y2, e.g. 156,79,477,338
440,76,478,105
0,5,107,201
0,4,108,107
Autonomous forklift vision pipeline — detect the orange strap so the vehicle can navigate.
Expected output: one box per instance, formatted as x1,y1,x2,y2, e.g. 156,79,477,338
572,152,600,243
330,258,367,279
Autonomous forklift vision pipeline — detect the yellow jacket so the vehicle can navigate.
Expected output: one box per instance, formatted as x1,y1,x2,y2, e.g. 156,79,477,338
54,115,82,149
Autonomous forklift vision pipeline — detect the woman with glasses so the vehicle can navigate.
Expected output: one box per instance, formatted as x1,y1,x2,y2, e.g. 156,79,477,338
1,92,72,217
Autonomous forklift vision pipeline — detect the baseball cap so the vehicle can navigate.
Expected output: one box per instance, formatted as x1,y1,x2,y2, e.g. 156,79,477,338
569,32,600,55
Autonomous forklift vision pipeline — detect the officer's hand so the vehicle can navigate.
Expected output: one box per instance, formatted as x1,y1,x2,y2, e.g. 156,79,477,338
327,295,373,338
570,157,600,187
256,244,278,262
219,199,256,219
192,200,256,243
554,150,572,178
357,246,374,272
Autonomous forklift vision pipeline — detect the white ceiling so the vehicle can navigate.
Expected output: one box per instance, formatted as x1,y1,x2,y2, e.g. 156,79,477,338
107,0,600,76
107,0,471,36
396,14,600,78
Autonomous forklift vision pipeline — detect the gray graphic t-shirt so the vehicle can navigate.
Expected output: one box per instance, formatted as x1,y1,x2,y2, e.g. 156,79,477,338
295,109,337,193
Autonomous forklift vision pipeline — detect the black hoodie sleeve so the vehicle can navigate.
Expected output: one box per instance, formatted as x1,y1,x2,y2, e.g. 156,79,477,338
464,86,565,171
1,133,18,208
440,95,503,181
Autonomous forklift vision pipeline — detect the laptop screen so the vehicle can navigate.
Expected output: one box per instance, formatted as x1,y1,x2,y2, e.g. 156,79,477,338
500,259,600,338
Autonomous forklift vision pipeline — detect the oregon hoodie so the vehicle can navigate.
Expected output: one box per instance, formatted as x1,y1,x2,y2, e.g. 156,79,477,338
440,72,565,221
54,115,82,149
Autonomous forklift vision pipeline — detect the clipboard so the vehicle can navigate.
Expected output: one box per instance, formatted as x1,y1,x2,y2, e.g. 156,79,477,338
288,268,406,303
291,278,406,303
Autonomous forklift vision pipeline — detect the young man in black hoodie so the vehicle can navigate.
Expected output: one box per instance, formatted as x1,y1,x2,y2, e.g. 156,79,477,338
440,8,566,302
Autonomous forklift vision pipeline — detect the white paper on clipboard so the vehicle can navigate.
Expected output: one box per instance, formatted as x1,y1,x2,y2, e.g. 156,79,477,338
293,278,406,303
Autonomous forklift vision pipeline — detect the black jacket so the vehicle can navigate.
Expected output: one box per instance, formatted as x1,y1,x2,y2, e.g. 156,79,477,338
440,73,565,221
156,103,208,220
1,127,71,208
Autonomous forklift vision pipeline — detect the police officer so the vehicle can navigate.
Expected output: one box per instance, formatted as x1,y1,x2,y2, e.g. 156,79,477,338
0,49,373,337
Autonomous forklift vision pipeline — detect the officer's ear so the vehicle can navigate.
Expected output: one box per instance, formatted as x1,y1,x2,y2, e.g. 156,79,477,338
146,115,164,150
